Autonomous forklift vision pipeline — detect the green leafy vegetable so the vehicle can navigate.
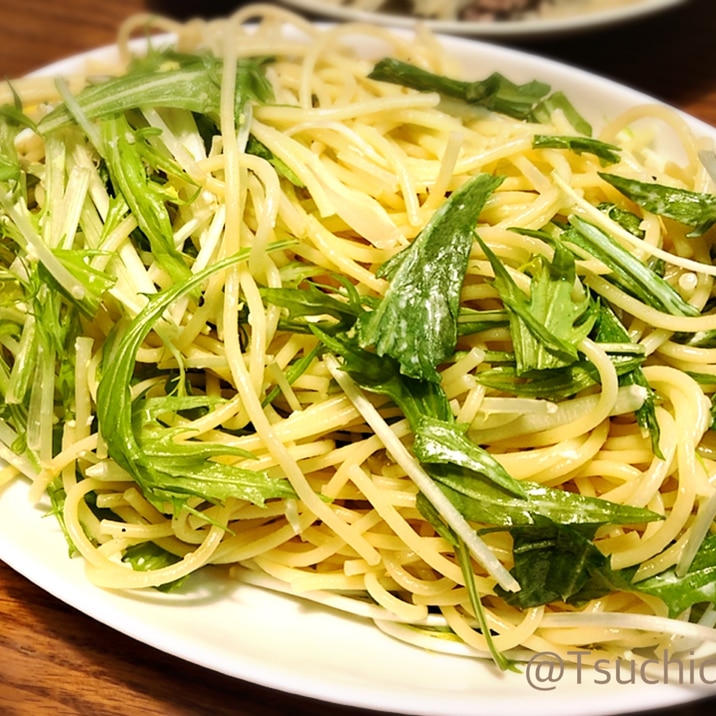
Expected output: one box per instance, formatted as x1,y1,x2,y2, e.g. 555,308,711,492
0,102,34,184
413,416,526,499
565,215,700,316
456,308,510,336
368,57,550,120
633,534,716,618
50,249,117,317
261,280,363,334
100,115,192,285
531,90,592,136
358,173,504,382
246,135,305,187
533,135,621,165
97,248,295,513
45,478,76,556
264,279,507,339
316,329,528,501
430,470,661,528
39,51,273,134
592,300,662,458
262,343,323,408
494,518,630,608
477,236,596,373
313,327,454,427
598,202,646,239
474,352,643,401
599,172,716,237
122,542,189,592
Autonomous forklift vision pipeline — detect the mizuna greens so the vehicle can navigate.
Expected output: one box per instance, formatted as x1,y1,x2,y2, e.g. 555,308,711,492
3,8,716,672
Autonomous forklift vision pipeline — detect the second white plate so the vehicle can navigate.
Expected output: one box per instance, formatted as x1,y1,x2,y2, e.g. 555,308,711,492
278,0,688,38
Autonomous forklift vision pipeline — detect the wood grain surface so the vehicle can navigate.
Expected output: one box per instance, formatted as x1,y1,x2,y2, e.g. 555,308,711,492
1,1,716,714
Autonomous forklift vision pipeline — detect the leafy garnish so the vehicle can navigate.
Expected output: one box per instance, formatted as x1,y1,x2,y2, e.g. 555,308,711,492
246,135,305,187
477,236,596,373
531,90,592,136
564,215,700,316
413,416,525,499
533,135,621,165
100,115,191,285
494,518,630,608
457,308,510,336
358,173,504,382
598,202,646,239
430,471,661,528
475,351,644,401
592,300,662,458
263,280,508,339
0,103,35,184
122,542,189,592
97,247,295,513
261,281,363,334
50,249,116,317
633,534,716,618
45,478,76,556
262,343,323,408
368,58,550,120
599,172,716,237
313,327,453,427
39,52,273,134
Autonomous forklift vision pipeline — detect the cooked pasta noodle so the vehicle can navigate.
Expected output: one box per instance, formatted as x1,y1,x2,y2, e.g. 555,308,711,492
3,5,716,672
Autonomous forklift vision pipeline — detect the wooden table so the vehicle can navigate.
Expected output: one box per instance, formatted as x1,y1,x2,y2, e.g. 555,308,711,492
1,0,716,714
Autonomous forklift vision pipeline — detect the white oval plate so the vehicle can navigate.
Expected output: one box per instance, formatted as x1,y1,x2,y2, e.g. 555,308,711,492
278,0,687,38
2,25,716,716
